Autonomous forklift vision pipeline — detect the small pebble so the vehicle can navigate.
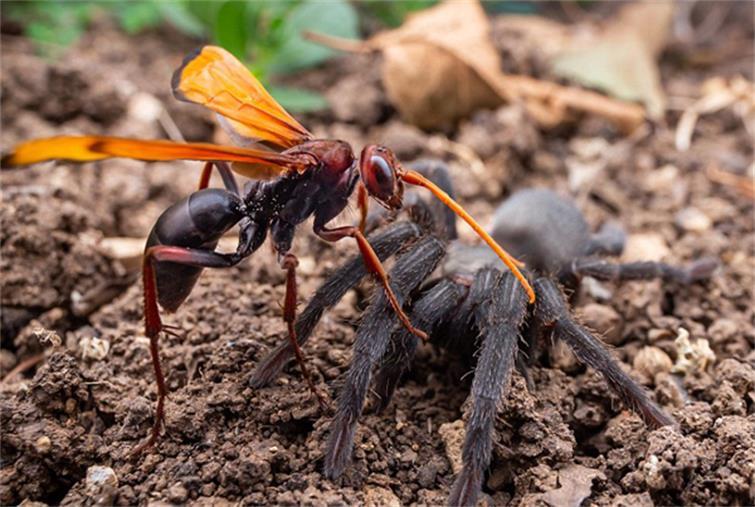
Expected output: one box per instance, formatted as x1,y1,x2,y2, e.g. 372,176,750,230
707,318,739,344
551,339,580,373
674,207,712,232
79,335,110,362
672,328,716,374
580,303,624,345
622,233,670,263
363,486,401,507
34,435,51,454
643,164,678,192
86,466,118,489
167,482,189,504
633,346,672,382
0,349,17,372
128,92,162,123
438,419,465,474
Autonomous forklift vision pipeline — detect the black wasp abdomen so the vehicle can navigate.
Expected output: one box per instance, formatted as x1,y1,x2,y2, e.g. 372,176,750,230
146,188,244,311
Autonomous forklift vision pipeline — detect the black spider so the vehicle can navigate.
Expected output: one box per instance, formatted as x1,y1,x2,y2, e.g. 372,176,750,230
250,161,717,506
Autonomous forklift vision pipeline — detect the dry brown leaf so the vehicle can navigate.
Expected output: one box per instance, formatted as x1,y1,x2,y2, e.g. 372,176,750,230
306,0,645,132
369,0,502,129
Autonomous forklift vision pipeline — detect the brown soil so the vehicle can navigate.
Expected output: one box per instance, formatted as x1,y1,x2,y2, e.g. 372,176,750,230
1,14,753,507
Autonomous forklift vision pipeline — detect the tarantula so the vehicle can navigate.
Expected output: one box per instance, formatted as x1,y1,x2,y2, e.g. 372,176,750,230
250,161,717,506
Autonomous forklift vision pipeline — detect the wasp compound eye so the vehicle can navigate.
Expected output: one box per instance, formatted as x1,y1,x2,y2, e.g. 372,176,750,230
367,155,396,200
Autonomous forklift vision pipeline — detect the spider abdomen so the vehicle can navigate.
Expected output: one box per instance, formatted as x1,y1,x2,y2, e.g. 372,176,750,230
490,188,590,275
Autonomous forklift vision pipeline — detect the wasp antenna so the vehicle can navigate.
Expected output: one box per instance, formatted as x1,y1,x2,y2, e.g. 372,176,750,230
400,169,536,303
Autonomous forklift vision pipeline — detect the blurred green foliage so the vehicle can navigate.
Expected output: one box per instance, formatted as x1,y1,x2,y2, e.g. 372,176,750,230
358,0,436,27
2,0,363,112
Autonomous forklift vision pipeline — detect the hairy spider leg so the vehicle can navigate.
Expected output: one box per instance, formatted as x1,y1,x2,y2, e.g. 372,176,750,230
583,222,626,257
534,278,675,428
571,257,719,285
372,279,465,413
250,221,422,388
198,161,240,194
449,269,528,507
324,236,446,479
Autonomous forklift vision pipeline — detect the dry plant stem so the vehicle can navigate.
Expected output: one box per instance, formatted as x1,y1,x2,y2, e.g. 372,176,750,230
706,165,755,200
1,353,45,384
497,74,646,132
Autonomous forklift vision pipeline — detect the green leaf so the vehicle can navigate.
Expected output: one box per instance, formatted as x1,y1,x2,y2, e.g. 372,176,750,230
267,0,359,75
158,2,205,37
183,0,219,27
13,1,94,55
214,1,248,59
359,0,436,27
269,85,328,113
116,1,163,34
27,20,82,48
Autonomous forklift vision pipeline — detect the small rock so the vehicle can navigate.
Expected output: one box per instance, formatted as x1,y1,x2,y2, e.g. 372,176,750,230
167,482,189,504
34,435,52,454
0,349,17,372
400,449,418,463
85,465,118,505
633,346,673,383
573,401,607,428
707,318,739,345
551,339,580,373
86,466,117,489
297,256,316,276
672,328,716,374
642,454,664,489
541,464,604,507
643,164,678,192
674,207,712,232
128,91,162,123
417,459,441,488
654,372,687,407
18,501,47,507
622,233,670,263
580,304,624,345
438,419,465,474
79,335,110,362
610,492,654,507
363,486,400,507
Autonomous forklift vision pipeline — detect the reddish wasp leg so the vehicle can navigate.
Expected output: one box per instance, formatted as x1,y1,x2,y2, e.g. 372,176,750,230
400,169,536,304
280,253,329,408
197,161,240,194
198,161,213,190
357,182,369,234
133,248,169,455
135,245,246,454
316,225,428,342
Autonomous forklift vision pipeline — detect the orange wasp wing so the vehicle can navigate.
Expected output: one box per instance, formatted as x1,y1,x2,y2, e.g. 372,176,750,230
172,45,313,150
1,135,310,179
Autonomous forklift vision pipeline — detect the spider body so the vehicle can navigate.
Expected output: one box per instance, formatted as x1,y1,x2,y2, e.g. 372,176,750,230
251,161,717,506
